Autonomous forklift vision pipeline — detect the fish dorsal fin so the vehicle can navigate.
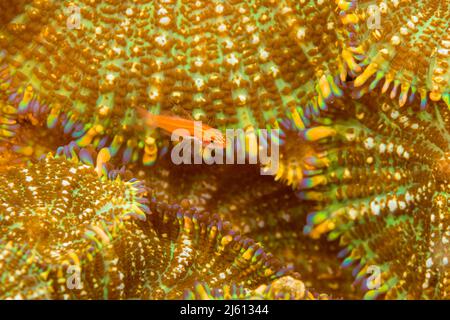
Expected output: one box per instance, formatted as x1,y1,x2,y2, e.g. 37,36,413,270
167,104,194,121
168,105,215,128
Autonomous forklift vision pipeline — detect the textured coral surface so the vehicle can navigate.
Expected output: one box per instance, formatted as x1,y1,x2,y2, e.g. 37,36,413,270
0,0,448,300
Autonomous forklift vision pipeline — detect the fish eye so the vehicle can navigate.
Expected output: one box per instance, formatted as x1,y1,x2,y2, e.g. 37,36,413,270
209,135,216,143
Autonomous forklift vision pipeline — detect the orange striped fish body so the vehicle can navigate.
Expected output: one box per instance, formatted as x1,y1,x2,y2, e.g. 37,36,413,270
137,108,226,148
146,114,197,135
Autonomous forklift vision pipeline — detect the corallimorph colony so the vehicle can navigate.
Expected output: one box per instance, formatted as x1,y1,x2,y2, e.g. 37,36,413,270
0,0,448,299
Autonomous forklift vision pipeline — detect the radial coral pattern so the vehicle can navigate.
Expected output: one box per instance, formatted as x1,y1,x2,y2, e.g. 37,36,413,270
303,93,449,299
0,151,149,299
337,0,450,108
184,276,330,300
134,161,356,297
0,150,312,299
0,0,448,301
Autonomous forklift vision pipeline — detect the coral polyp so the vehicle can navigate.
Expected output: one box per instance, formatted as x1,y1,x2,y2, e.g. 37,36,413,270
0,150,312,299
337,0,450,108
302,94,449,299
269,123,335,188
0,0,448,301
184,276,330,300
0,150,148,299
0,0,347,167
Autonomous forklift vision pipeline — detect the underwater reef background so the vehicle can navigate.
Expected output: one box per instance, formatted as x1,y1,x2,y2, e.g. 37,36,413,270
0,0,448,299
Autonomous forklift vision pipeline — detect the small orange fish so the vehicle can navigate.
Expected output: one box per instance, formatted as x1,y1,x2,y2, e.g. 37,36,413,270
137,107,226,148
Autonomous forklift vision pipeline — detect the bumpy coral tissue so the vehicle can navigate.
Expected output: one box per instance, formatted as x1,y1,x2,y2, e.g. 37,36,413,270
0,0,448,300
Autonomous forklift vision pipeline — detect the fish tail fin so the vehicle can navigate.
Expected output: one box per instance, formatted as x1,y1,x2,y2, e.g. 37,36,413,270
136,107,157,127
